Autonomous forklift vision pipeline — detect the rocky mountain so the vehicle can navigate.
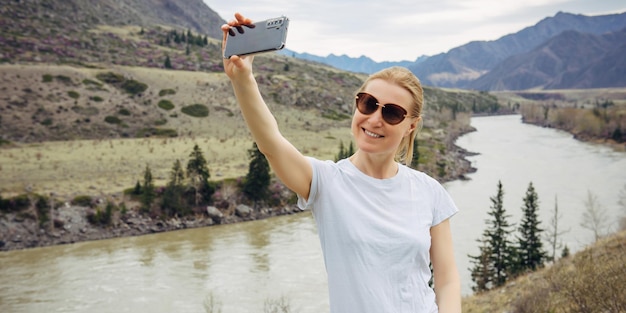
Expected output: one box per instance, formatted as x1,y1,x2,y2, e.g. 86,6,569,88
408,11,626,90
2,0,225,39
468,27,626,90
279,49,426,74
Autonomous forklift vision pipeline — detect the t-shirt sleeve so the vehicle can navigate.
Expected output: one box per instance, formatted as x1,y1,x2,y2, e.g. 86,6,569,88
297,156,320,211
431,179,459,226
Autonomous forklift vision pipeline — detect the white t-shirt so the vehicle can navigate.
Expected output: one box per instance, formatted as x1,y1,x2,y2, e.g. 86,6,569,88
297,157,459,313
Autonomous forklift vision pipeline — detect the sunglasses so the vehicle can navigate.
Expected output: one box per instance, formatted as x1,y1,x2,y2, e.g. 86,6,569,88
355,92,408,125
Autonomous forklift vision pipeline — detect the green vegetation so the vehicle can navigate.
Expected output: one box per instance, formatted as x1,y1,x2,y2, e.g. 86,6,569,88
322,109,350,121
136,127,178,138
463,231,626,313
71,195,93,207
89,95,104,102
118,108,131,116
104,116,122,124
158,89,176,97
121,79,148,95
181,104,209,117
42,74,53,82
158,99,175,110
71,105,99,116
96,72,125,84
521,101,625,143
242,143,270,204
82,78,103,88
67,90,80,99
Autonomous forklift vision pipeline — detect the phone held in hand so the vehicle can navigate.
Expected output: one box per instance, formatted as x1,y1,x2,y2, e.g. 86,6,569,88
223,16,289,59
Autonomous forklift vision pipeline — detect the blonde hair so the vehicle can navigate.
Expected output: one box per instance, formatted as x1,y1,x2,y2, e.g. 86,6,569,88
356,66,424,167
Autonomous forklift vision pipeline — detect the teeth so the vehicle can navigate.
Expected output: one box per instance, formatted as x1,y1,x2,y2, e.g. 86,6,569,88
364,129,381,138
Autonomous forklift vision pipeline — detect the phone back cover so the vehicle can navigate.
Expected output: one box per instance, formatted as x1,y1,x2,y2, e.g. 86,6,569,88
224,17,289,58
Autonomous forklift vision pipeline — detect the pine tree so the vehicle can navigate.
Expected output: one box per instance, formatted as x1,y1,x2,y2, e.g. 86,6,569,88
164,55,172,69
161,159,186,216
186,144,211,207
335,141,346,161
141,164,155,212
243,142,271,206
515,182,547,274
411,137,420,168
469,241,494,292
469,181,515,290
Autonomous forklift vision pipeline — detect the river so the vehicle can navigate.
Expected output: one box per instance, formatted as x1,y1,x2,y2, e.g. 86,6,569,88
1,115,625,313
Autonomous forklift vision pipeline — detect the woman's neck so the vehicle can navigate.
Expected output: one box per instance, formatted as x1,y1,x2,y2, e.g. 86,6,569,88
349,151,398,179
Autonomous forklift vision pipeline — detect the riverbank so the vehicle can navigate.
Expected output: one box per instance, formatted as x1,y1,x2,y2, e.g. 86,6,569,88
0,126,477,252
0,202,305,251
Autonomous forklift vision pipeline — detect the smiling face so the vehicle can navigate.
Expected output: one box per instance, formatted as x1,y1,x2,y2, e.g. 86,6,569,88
351,78,418,161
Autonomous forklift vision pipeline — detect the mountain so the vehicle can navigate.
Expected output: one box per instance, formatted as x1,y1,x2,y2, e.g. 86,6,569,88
468,27,626,90
408,11,626,89
1,0,224,39
279,49,426,74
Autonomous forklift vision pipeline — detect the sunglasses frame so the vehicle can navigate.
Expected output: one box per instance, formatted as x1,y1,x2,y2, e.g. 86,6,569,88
355,92,408,125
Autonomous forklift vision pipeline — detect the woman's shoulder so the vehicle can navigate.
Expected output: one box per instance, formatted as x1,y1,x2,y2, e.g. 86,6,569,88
399,164,444,186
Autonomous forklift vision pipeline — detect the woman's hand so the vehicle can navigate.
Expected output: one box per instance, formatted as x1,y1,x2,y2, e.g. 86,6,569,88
221,13,255,80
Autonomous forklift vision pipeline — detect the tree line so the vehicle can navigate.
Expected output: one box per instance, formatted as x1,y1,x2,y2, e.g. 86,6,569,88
468,180,623,293
134,143,271,219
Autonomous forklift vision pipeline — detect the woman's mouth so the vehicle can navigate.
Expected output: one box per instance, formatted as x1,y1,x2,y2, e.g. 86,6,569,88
363,128,383,138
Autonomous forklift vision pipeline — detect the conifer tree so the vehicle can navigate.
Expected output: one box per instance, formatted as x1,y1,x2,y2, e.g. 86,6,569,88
164,55,172,69
186,144,211,207
141,164,156,212
162,159,186,216
243,142,270,206
335,141,346,161
469,181,515,290
469,241,493,292
515,182,547,274
411,137,420,168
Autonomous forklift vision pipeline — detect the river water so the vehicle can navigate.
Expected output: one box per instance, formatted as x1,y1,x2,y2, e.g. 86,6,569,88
1,115,625,313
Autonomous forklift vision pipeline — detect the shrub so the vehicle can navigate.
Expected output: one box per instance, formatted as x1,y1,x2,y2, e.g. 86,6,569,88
71,195,93,207
121,79,148,95
55,75,72,84
118,108,131,116
41,118,53,126
82,78,103,87
104,116,122,124
136,127,178,138
42,74,53,82
96,72,125,84
158,99,175,110
67,90,80,99
181,104,209,117
158,89,176,97
89,96,104,102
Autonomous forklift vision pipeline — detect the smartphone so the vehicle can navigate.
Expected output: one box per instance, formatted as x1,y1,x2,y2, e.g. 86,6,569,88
223,16,289,59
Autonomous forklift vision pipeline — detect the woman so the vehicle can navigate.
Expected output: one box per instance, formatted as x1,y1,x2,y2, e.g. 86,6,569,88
222,13,461,313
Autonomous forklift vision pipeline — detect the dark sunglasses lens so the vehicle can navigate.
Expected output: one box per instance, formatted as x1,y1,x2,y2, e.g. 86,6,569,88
382,105,406,125
356,93,377,114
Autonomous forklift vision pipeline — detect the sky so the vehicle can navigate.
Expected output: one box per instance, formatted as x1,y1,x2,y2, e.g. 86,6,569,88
204,0,626,63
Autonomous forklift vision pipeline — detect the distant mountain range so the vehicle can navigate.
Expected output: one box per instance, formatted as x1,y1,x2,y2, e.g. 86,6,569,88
290,12,626,91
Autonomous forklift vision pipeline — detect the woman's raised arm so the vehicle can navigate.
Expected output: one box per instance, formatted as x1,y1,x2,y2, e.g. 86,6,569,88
222,13,312,200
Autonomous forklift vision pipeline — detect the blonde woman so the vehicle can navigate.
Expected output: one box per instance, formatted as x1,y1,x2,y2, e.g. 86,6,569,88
222,13,461,313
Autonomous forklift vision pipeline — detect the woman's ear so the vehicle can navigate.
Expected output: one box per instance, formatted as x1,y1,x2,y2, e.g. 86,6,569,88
405,116,421,136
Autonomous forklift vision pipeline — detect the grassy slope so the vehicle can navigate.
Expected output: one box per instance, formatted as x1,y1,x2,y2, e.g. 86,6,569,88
462,230,626,312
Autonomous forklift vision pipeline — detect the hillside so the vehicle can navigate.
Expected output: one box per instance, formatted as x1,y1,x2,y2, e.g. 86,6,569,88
462,230,626,312
0,0,511,200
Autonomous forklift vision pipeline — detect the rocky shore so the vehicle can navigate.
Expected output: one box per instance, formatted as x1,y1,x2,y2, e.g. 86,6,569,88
0,202,305,252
